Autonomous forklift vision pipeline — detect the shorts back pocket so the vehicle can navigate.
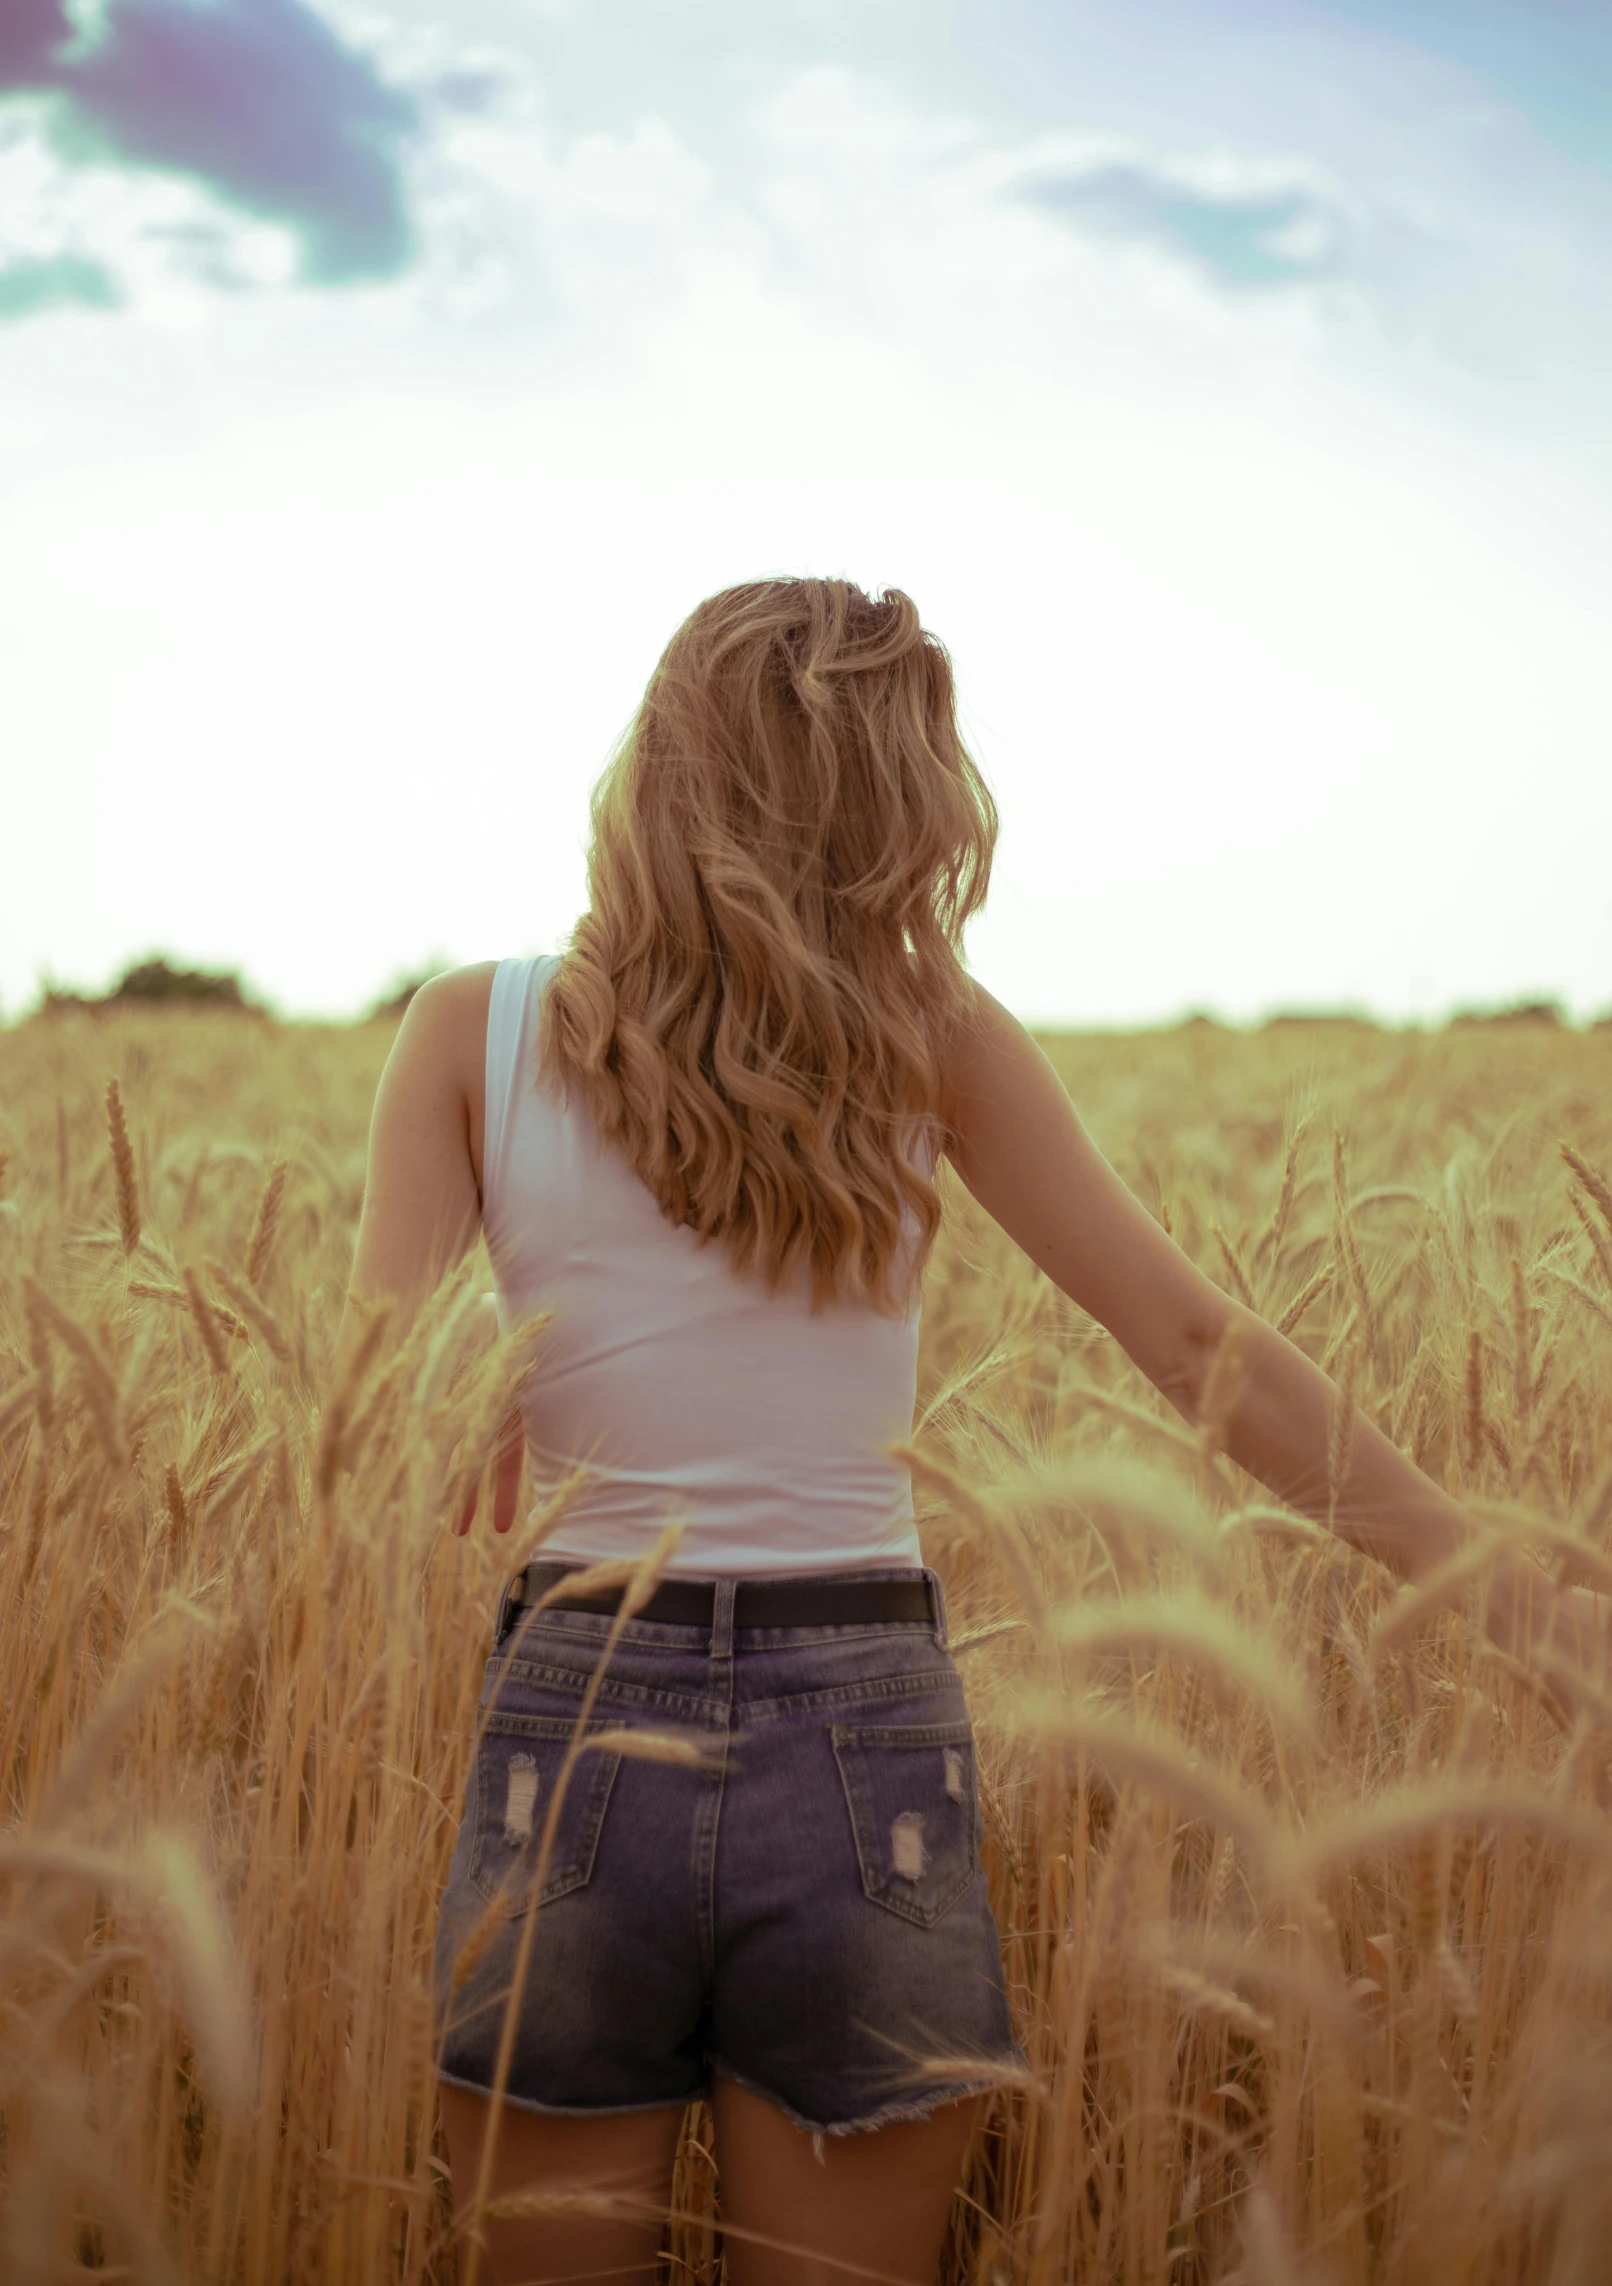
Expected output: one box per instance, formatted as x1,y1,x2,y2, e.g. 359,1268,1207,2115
831,1718,979,1928
468,1715,621,1918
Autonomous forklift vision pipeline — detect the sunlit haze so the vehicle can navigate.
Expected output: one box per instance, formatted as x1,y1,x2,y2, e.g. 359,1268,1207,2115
3,0,1609,1025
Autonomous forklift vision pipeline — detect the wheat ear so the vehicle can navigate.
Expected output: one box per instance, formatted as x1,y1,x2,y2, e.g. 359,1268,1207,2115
245,1156,288,1287
1465,1326,1486,1479
205,1259,296,1367
163,1463,190,1551
1560,1143,1612,1239
181,1268,234,1378
1212,1225,1257,1311
106,1077,140,1256
1260,1116,1310,1277
1565,1184,1612,1294
1325,1338,1360,1537
1275,1262,1334,1339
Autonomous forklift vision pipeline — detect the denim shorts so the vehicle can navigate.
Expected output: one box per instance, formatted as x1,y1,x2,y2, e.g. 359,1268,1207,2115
432,1565,1021,2135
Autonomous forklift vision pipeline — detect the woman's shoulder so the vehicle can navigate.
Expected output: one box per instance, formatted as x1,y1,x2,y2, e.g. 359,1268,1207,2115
390,962,500,1099
401,960,500,1030
391,962,519,1197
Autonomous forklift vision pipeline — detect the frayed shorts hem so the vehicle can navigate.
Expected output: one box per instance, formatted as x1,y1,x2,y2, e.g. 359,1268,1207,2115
706,2056,1013,2138
434,2066,692,2122
434,2059,1016,2137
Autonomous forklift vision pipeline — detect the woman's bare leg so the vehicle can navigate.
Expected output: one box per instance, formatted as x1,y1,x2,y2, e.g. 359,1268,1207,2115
437,2080,685,2286
711,2075,981,2286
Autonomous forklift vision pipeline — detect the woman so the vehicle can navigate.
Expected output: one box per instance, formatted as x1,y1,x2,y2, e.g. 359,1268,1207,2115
338,578,1597,2286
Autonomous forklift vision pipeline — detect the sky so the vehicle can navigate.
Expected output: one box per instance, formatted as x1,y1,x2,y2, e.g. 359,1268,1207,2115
2,0,1609,1027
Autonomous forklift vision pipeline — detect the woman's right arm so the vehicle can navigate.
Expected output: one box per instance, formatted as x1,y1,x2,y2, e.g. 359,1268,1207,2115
941,980,1467,1589
939,978,1230,1414
940,980,1607,1737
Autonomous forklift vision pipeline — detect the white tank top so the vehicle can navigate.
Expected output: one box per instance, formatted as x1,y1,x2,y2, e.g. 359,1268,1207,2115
483,954,930,1576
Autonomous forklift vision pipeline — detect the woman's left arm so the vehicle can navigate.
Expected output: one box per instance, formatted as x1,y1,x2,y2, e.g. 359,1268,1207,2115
330,968,524,1537
332,971,488,1389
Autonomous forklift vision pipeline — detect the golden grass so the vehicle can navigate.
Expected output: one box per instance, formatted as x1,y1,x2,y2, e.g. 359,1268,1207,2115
1,1006,1610,2281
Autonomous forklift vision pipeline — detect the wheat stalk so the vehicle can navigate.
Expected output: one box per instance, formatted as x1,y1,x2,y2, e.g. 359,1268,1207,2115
1465,1324,1486,1479
22,1275,125,1468
1331,1130,1375,1355
1212,1224,1258,1311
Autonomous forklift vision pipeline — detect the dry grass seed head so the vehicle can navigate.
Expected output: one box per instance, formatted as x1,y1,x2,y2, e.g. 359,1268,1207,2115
1269,1775,1612,1894
1014,1697,1278,1869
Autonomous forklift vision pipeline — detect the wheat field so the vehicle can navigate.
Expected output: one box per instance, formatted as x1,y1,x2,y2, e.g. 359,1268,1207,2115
2,1003,1611,2285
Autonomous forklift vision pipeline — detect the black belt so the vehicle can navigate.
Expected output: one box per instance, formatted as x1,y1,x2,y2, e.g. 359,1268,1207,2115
501,1561,935,1635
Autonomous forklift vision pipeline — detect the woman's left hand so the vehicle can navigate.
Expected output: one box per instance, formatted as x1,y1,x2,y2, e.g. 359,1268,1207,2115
457,1408,526,1537
1485,1551,1612,1738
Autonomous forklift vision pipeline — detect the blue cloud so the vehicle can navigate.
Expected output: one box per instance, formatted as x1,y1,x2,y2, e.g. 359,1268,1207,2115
1025,163,1349,290
0,0,71,83
1319,0,1612,174
0,0,418,294
0,253,119,317
429,70,506,116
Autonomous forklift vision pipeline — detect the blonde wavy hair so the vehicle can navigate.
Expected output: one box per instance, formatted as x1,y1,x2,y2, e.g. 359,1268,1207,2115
538,578,998,1314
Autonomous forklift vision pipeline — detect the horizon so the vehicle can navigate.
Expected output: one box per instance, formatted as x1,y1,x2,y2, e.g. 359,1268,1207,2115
10,948,1609,1037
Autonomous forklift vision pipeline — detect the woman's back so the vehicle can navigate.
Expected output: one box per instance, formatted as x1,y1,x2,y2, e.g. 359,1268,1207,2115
485,954,929,1574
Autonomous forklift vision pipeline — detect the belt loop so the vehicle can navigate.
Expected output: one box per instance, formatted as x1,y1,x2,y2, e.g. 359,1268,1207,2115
925,1566,950,1649
710,1577,736,1660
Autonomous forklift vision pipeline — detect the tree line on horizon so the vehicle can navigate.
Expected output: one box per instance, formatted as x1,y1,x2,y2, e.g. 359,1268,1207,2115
13,954,1611,1033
